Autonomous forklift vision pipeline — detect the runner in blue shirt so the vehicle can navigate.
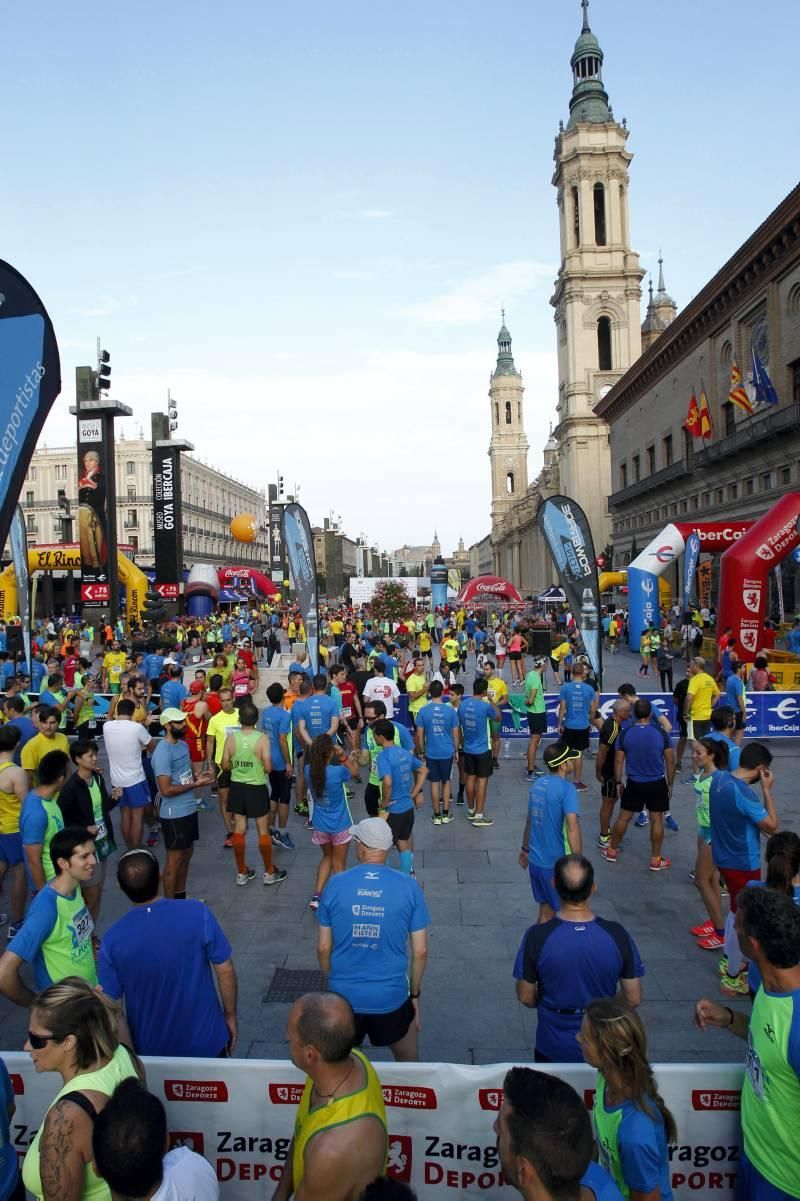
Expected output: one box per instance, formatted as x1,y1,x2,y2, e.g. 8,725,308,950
457,677,499,827
709,742,778,997
317,816,430,1060
414,682,459,825
723,661,747,746
152,710,213,899
557,662,597,791
304,734,359,912
519,743,582,921
295,676,339,750
374,720,428,876
707,706,741,770
260,682,294,849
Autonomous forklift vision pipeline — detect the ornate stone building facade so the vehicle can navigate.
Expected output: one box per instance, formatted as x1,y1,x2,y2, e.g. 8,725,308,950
489,1,666,593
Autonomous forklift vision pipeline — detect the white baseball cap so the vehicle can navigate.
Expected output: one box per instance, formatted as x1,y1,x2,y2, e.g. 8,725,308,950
349,818,393,851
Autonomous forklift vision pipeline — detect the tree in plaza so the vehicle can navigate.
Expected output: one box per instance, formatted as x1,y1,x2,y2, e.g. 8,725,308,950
369,579,415,624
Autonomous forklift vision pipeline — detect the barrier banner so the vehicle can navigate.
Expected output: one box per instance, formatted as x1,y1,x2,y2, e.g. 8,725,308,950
682,532,700,606
76,413,110,607
536,496,603,683
0,263,61,552
8,505,31,671
152,443,182,600
2,1054,744,1200
282,503,319,674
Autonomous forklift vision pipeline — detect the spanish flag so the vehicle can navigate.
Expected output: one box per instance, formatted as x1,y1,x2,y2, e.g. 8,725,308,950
699,386,713,440
729,360,754,415
684,391,702,436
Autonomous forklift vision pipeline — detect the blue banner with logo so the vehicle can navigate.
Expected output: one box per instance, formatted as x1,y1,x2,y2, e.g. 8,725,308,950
0,263,61,552
627,564,660,649
682,533,700,607
536,495,603,683
282,503,319,675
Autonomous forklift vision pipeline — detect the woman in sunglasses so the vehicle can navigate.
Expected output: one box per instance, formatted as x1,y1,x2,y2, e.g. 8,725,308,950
22,977,143,1201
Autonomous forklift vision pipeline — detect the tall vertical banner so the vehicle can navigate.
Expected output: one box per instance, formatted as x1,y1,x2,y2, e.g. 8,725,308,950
682,532,700,607
9,505,31,671
76,413,110,608
430,561,448,610
0,261,61,551
537,495,603,683
282,503,319,674
269,503,286,584
152,444,182,600
697,560,712,612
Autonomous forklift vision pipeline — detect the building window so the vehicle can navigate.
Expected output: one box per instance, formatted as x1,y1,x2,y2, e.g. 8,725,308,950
572,186,580,246
55,464,66,481
780,466,791,485
26,467,36,482
26,514,36,532
702,492,710,507
679,499,688,514
518,402,521,422
127,485,136,500
662,434,673,466
728,483,738,501
505,401,512,424
691,495,699,511
25,490,34,506
597,317,612,371
620,463,628,490
683,428,694,467
593,183,607,246
761,471,772,491
722,402,735,437
126,461,135,475
744,478,754,496
127,510,138,527
631,454,640,483
57,489,66,507
714,488,724,504
130,535,138,553
494,403,498,425
646,445,655,475
792,361,800,405
506,472,515,494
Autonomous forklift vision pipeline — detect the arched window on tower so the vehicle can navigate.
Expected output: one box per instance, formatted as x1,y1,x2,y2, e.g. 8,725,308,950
506,472,515,494
494,403,499,426
505,401,512,424
572,186,580,246
517,402,521,422
593,183,607,246
597,317,612,371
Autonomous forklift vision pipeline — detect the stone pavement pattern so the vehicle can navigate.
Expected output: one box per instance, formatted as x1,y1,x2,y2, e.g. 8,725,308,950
0,644,794,1067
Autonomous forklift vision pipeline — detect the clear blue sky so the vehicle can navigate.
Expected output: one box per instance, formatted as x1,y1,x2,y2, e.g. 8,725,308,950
4,0,798,556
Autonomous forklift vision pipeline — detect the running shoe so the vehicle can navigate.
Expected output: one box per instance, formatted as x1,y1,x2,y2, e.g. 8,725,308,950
718,956,729,976
472,815,494,827
441,811,454,824
720,880,729,897
648,857,671,872
665,813,680,832
294,801,309,816
236,869,256,886
196,799,214,813
690,920,715,937
600,847,618,863
697,932,725,950
272,830,294,850
308,894,321,911
597,833,611,849
634,812,649,827
7,921,22,940
523,770,536,783
683,774,698,787
431,814,443,826
575,782,588,792
264,869,288,885
456,794,465,806
719,971,749,997
223,835,234,849
466,809,477,821
344,787,354,800
146,825,161,847
492,757,500,769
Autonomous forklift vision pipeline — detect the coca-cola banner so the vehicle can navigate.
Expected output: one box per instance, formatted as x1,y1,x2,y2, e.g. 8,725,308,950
537,495,603,683
2,1054,744,1199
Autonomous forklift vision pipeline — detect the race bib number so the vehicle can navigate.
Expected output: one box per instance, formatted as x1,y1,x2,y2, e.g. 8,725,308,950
73,906,95,951
179,769,194,786
342,706,352,718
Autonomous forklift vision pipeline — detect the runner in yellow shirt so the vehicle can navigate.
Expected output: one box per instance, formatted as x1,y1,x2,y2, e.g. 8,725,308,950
484,661,509,768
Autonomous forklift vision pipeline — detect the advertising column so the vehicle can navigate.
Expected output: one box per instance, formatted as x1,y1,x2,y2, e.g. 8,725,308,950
76,407,110,611
152,442,182,602
430,560,448,611
269,503,286,587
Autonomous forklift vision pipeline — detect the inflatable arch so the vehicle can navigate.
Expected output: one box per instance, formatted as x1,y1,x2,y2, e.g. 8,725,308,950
0,546,147,627
599,572,672,608
217,567,277,597
626,521,752,650
718,493,800,659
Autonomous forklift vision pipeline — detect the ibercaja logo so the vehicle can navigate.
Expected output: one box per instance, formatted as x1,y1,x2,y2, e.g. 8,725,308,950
692,1090,741,1111
268,1084,305,1105
168,1132,205,1155
478,1089,503,1111
382,1085,437,1109
164,1080,229,1103
386,1135,413,1182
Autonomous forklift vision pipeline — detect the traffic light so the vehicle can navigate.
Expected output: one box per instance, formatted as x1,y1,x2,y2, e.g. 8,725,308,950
142,588,168,625
97,349,111,393
168,395,178,433
278,474,284,496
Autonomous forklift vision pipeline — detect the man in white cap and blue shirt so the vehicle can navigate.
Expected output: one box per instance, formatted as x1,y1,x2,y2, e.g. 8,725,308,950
315,816,430,1062
152,708,213,899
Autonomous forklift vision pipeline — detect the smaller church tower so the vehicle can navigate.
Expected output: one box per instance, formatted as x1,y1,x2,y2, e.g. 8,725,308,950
641,257,678,351
488,314,529,531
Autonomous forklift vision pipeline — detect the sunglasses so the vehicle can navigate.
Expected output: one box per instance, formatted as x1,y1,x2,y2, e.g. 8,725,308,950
28,1031,60,1049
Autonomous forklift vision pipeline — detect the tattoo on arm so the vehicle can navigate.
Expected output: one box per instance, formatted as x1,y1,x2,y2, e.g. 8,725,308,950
39,1099,85,1201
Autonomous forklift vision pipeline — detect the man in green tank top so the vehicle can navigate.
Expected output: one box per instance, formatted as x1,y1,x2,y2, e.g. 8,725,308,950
0,825,97,1005
695,887,800,1199
20,749,70,892
222,701,287,889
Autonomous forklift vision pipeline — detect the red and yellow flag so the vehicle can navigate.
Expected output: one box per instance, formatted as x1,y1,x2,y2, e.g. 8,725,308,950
699,387,713,440
684,391,702,436
729,359,754,415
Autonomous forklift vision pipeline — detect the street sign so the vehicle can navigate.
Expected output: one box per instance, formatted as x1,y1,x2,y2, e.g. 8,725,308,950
155,583,179,599
81,583,109,602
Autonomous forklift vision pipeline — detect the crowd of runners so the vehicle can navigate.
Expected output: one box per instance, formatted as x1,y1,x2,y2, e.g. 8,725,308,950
0,600,794,1200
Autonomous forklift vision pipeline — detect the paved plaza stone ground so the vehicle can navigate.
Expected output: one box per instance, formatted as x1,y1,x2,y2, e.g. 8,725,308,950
0,642,795,1067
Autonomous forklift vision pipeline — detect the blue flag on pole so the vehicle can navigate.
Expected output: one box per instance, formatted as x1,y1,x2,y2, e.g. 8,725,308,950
751,349,779,406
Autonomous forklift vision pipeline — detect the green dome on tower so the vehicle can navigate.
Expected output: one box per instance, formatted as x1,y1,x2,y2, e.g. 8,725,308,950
566,0,611,129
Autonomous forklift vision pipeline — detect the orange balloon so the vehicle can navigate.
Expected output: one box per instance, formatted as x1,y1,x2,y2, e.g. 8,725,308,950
230,513,258,543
